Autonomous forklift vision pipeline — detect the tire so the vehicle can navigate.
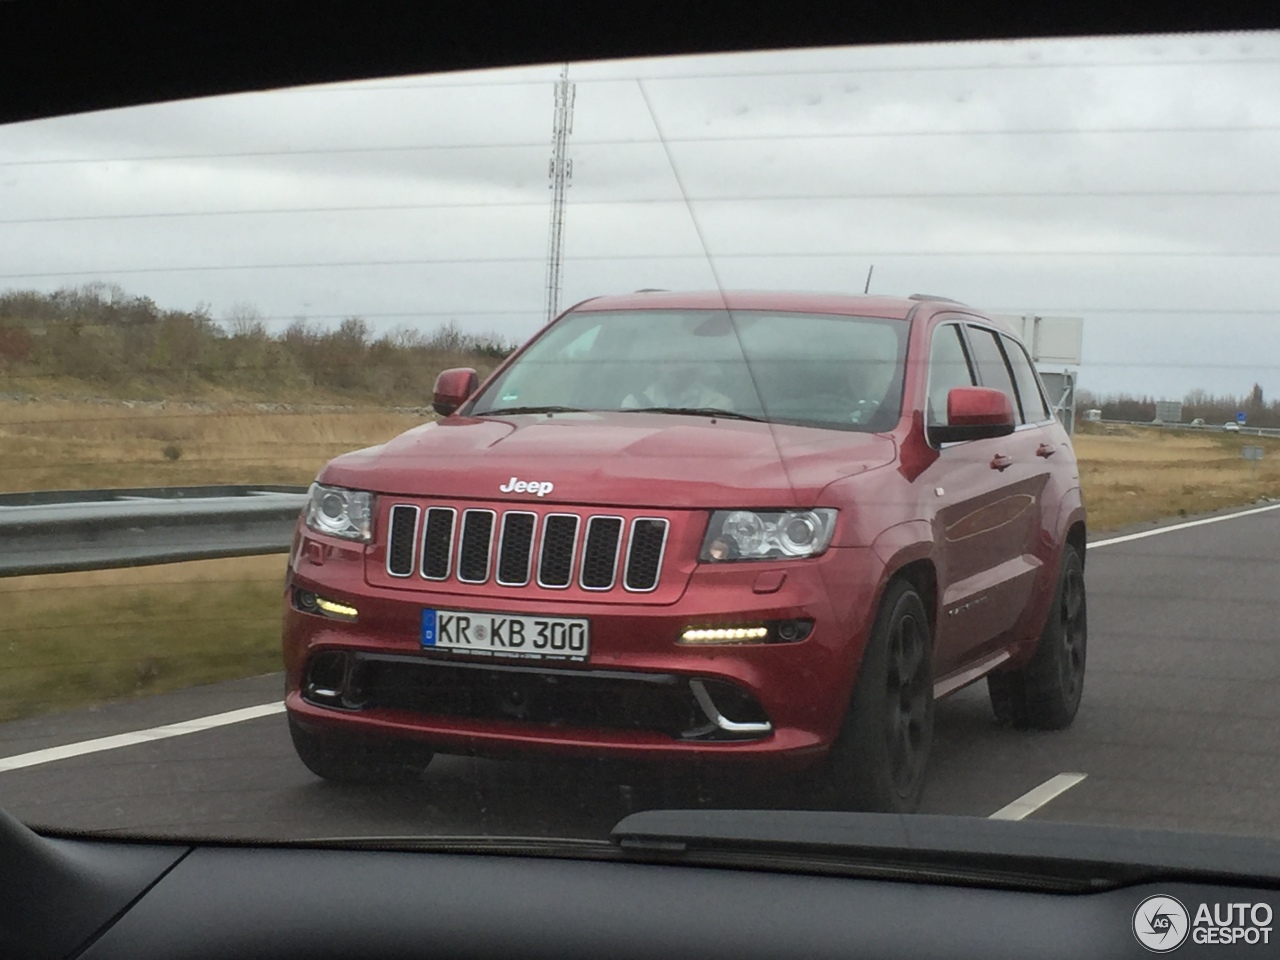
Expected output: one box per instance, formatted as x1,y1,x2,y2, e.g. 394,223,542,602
288,714,434,784
987,546,1087,730
818,579,935,813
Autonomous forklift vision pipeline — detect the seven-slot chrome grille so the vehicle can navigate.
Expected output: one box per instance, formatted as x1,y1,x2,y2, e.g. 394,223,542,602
385,505,668,593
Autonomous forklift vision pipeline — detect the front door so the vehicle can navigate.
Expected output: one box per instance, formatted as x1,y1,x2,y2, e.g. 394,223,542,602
920,321,1043,676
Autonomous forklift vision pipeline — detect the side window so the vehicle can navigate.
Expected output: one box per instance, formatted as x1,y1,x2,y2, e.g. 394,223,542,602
1000,334,1052,423
965,326,1019,416
927,324,976,426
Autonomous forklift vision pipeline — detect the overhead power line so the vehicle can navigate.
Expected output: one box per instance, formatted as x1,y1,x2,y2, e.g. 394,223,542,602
6,189,1280,225
6,124,1280,168
4,249,1280,281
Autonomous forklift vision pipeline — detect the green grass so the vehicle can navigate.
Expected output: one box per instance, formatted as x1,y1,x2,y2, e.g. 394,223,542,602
0,557,286,722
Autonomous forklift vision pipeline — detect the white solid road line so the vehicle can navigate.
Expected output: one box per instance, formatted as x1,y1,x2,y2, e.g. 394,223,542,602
988,773,1088,821
0,701,285,773
1089,500,1280,549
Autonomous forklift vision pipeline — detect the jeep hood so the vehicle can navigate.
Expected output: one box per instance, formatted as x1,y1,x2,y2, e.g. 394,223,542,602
317,412,896,509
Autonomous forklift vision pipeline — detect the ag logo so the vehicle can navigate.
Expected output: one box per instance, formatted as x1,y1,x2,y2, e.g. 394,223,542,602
1133,895,1190,953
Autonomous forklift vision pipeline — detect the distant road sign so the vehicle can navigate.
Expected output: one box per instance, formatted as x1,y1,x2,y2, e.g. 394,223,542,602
1238,411,1248,424
1243,446,1264,460
1038,370,1075,434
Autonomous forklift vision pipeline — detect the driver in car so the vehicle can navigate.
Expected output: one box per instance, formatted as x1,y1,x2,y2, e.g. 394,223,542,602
621,361,736,411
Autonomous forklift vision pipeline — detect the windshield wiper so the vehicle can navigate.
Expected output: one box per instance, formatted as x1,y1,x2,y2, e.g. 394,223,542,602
280,835,616,858
617,406,766,422
474,405,587,416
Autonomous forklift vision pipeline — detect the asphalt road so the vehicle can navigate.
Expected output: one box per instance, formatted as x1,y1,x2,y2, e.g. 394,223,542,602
2,505,1279,842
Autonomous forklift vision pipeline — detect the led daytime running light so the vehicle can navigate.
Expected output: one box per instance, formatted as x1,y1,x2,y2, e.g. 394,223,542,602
681,626,769,643
314,597,359,619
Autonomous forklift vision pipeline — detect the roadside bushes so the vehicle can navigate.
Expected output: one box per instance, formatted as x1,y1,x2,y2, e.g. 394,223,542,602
0,284,518,401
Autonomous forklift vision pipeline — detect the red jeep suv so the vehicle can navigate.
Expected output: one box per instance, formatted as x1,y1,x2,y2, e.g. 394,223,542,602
282,291,1087,813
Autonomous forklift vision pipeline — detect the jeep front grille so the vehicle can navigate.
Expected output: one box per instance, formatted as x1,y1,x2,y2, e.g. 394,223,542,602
420,507,456,581
625,518,668,591
386,505,419,577
387,505,668,593
495,512,536,586
580,516,623,590
457,510,496,583
537,514,579,588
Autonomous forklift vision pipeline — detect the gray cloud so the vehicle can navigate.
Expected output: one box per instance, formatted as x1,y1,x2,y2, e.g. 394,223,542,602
2,32,1279,397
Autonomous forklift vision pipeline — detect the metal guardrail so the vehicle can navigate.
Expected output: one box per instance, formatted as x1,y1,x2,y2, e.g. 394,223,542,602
0,485,309,577
1090,419,1280,438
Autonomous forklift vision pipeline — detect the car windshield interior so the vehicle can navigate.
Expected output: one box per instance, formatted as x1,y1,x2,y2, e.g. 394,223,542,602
3,18,1280,903
10,10,1280,957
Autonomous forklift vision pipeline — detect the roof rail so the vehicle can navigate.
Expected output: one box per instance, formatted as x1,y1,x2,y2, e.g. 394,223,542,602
633,288,669,293
908,293,963,303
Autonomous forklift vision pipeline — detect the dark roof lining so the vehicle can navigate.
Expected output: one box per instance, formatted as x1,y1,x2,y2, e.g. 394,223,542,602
3,2,1278,125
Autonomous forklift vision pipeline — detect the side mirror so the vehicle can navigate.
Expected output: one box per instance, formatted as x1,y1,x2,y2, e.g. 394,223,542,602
928,386,1016,444
432,367,479,416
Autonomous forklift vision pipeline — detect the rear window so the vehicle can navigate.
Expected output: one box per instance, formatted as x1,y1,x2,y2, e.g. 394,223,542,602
1000,334,1053,423
965,326,1019,414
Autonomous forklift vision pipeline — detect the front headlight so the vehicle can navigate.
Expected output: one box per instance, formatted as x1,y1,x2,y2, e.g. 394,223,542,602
305,483,374,542
700,508,837,561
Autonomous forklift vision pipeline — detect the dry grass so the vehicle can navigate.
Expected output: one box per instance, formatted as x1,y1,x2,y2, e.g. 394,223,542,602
6,400,1276,532
0,399,431,491
4,407,1280,722
0,401,435,719
1072,423,1280,532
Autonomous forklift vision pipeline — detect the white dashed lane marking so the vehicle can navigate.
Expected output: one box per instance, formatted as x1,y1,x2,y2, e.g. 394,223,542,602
988,773,1088,820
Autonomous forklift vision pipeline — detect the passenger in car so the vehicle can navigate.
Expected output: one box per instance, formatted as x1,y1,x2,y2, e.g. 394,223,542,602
621,361,736,410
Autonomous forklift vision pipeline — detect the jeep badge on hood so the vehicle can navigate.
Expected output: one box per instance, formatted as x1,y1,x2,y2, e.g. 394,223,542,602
499,477,555,497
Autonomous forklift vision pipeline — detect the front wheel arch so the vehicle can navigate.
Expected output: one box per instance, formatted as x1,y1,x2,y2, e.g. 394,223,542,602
818,577,936,813
838,554,937,716
889,558,938,642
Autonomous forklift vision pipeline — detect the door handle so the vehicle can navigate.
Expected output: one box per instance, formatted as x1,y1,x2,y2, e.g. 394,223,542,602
990,454,1012,472
1036,443,1057,458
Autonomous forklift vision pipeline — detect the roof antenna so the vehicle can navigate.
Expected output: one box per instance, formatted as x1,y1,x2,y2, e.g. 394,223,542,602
863,264,875,295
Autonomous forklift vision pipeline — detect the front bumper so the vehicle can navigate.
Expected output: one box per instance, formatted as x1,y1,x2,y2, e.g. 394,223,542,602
282,536,884,768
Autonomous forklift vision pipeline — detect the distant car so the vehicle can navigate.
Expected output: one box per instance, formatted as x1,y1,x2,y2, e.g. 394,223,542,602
1191,418,1205,426
1224,422,1241,432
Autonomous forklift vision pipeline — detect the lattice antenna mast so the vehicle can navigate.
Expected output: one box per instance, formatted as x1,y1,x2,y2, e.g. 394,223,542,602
544,64,575,325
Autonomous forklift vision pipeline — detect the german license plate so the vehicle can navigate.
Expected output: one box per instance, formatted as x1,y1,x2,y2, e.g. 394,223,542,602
421,609,590,662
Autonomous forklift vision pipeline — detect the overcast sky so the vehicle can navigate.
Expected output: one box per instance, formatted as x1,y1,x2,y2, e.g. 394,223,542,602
2,31,1279,399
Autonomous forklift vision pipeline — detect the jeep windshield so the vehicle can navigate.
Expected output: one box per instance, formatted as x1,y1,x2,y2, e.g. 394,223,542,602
467,308,907,431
